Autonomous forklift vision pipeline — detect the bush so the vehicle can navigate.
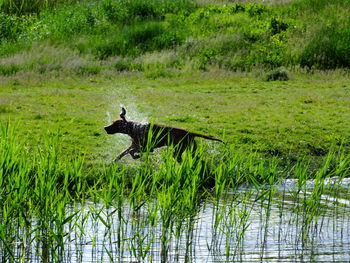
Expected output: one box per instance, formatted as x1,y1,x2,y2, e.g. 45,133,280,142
299,22,350,69
102,0,126,23
269,17,289,35
1,0,350,73
0,13,26,42
264,67,289,81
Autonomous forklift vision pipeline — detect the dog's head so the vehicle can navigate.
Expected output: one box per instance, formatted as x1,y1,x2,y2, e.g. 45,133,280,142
104,107,128,134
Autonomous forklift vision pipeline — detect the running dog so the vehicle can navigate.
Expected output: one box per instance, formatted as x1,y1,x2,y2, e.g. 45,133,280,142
104,108,223,162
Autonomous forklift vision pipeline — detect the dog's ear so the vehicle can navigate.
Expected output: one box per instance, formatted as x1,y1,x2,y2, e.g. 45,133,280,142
120,107,126,121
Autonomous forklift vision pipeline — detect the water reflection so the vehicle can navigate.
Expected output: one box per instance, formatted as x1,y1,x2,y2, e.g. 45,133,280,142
2,178,350,263
72,179,350,262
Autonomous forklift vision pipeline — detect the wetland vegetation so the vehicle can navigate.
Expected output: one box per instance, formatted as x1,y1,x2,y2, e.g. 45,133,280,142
1,120,350,262
0,0,350,262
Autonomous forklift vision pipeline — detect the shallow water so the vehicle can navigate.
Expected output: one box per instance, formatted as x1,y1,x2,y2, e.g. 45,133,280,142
2,178,350,263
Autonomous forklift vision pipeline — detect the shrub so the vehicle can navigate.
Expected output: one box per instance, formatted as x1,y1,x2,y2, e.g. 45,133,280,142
126,22,164,46
264,67,289,81
269,17,289,35
93,39,123,60
114,58,133,71
0,13,26,42
197,48,218,70
102,0,129,23
299,22,350,69
184,5,265,37
1,0,349,73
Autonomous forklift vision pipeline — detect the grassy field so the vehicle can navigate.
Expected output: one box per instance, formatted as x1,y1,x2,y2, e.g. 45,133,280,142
0,70,349,166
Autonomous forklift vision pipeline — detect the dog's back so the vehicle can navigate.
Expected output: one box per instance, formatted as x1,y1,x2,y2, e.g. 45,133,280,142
148,124,195,148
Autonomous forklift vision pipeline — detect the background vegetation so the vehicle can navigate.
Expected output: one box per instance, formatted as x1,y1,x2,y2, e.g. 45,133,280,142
0,0,350,76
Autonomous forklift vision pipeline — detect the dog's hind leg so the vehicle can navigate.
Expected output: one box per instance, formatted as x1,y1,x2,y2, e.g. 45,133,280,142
174,139,198,162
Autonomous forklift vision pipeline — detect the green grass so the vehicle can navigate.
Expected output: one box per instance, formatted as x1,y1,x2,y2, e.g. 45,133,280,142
0,71,349,166
0,0,74,15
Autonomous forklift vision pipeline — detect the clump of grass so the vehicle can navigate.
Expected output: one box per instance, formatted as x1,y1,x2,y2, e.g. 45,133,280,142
113,57,139,71
0,64,20,76
264,66,289,81
0,122,88,262
0,104,13,113
75,64,101,75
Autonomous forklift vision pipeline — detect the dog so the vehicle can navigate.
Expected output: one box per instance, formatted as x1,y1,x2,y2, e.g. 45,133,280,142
104,107,223,162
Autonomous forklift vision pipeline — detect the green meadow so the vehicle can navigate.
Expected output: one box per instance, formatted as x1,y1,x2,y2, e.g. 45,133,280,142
0,0,350,262
1,71,349,165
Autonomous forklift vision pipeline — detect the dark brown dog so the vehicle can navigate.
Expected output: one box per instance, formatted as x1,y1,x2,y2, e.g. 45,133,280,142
104,108,223,162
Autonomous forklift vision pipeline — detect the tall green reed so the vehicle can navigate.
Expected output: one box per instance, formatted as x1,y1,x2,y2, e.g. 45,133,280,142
0,122,87,262
0,122,32,262
1,120,349,262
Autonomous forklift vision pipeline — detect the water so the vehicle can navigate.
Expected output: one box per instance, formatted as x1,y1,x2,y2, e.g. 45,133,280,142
2,178,350,263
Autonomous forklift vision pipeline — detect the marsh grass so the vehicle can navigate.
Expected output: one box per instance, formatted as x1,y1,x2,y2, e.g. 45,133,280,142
1,121,349,262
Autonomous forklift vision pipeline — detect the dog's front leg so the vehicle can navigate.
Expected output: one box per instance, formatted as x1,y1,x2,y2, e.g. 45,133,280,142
115,146,133,161
129,148,141,159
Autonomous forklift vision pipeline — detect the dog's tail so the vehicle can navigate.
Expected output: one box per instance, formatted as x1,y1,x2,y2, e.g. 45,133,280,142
191,132,224,143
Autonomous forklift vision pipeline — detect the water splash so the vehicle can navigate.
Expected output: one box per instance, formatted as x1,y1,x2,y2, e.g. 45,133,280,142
103,96,150,162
